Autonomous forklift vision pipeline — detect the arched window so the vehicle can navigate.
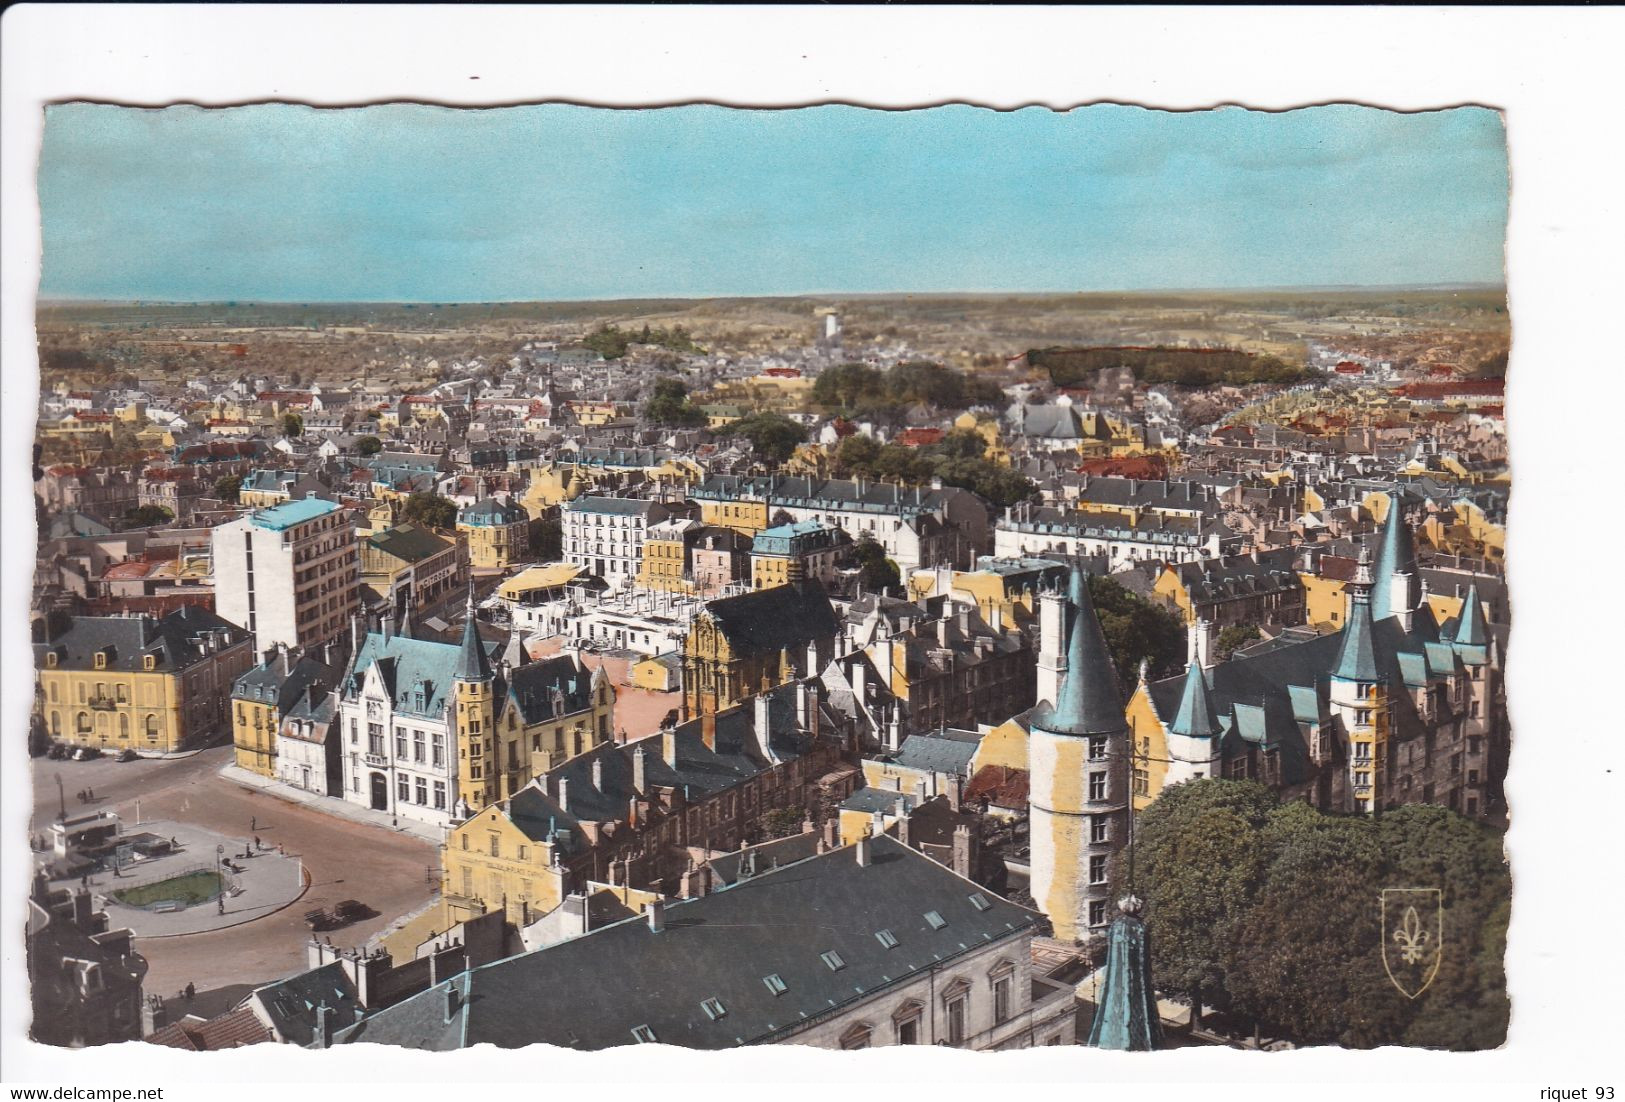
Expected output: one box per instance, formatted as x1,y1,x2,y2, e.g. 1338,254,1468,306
144,714,160,739
76,711,92,735
119,714,130,740
838,1022,872,1050
50,711,61,736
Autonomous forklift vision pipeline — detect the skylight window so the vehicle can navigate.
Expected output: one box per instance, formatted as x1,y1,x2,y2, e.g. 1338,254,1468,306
875,929,899,949
968,893,992,912
925,910,948,930
821,950,846,972
700,997,727,1021
629,1024,658,1043
762,973,788,996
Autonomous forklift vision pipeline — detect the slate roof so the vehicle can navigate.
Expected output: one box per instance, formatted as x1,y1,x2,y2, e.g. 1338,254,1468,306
35,606,248,674
892,729,983,777
1173,548,1303,604
1168,661,1221,738
1031,568,1126,736
348,632,465,718
700,580,839,658
367,523,453,564
233,650,341,711
251,961,363,1046
566,496,662,517
502,655,596,724
459,496,528,526
335,835,1038,1050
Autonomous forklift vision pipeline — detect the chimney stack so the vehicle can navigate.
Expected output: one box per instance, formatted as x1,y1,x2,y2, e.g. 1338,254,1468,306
313,1003,334,1049
855,829,872,867
663,726,678,768
952,823,974,879
633,746,648,793
444,983,461,1023
647,898,665,933
591,756,604,791
701,709,717,751
820,816,839,852
557,778,570,812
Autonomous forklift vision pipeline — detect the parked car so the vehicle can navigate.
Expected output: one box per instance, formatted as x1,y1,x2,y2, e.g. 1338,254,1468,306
73,746,102,761
116,749,139,763
47,744,68,760
333,899,371,924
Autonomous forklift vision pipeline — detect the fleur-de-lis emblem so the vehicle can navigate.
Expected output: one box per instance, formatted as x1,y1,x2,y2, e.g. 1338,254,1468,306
1393,904,1429,964
1380,888,1443,999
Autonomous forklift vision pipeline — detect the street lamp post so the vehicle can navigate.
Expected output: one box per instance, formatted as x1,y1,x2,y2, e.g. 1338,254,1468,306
216,844,225,915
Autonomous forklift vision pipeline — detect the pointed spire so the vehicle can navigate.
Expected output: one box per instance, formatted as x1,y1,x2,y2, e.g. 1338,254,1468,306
1033,566,1125,736
1372,492,1420,621
1453,582,1488,646
454,579,491,682
397,587,414,640
1332,541,1381,683
1169,660,1221,739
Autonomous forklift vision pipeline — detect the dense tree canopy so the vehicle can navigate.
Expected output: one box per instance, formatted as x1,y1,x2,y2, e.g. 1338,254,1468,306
853,536,901,596
812,360,1004,417
1088,575,1187,683
581,323,701,361
123,504,174,529
400,492,457,531
1029,346,1312,389
356,435,383,456
214,475,242,504
719,413,807,466
643,378,705,428
1214,623,1262,661
1118,780,1510,1050
830,429,1038,511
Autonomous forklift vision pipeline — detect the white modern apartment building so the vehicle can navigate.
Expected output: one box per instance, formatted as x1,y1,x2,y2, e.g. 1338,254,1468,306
562,496,669,591
212,497,359,651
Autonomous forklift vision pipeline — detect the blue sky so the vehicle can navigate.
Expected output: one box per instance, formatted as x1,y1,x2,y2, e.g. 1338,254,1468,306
37,103,1507,302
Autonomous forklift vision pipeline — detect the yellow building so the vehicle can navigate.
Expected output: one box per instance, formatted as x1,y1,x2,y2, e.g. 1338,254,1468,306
457,497,531,572
638,518,700,595
696,497,771,536
1300,570,1351,631
681,581,840,717
442,793,572,926
34,607,254,754
230,648,341,778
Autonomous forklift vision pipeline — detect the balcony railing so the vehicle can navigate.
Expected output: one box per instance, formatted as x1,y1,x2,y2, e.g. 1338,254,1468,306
363,752,388,768
88,695,119,710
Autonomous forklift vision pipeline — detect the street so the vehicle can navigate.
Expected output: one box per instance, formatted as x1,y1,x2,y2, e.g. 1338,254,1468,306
31,747,437,1014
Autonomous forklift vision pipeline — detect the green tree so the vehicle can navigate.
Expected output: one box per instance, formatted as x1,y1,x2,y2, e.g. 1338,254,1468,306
400,492,457,531
124,504,174,528
723,413,807,467
1088,575,1187,682
530,516,563,561
282,412,304,437
356,435,384,457
644,378,704,427
214,475,242,503
853,536,901,596
1114,779,1278,1027
1214,623,1262,661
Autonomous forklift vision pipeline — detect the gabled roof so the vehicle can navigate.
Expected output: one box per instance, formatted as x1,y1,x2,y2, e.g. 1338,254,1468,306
250,961,363,1046
34,606,248,674
348,631,463,717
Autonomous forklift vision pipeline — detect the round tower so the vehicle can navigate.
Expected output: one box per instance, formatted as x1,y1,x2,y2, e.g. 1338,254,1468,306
1028,567,1131,942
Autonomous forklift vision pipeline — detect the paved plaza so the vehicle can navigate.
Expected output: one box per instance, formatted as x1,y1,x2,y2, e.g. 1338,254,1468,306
30,746,438,999
78,818,307,938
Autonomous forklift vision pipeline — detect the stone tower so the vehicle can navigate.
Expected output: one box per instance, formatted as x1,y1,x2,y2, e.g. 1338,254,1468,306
453,582,497,818
1028,567,1131,942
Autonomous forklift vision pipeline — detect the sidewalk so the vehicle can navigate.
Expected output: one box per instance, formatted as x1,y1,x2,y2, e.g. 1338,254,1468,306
219,764,446,844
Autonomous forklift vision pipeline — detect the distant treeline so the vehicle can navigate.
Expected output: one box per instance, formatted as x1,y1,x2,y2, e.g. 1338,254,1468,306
812,361,1005,417
1029,345,1312,388
580,323,702,360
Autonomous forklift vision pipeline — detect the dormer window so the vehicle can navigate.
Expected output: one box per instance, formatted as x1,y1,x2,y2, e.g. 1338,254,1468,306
94,652,107,670
143,654,156,671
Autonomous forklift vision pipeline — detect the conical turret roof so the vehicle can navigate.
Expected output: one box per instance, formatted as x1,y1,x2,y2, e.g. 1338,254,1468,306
1169,661,1221,739
455,581,492,682
1332,544,1381,682
1372,492,1420,621
1086,897,1162,1051
1032,566,1125,736
1452,582,1489,646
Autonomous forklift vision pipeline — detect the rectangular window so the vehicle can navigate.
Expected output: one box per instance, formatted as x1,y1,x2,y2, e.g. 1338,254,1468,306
368,723,383,755
434,781,447,810
1089,900,1107,927
1088,736,1107,761
1091,815,1109,844
1089,855,1107,884
415,777,427,805
993,977,1011,1024
946,998,966,1045
1088,772,1107,801
397,774,410,802
897,1017,919,1045
414,730,425,763
396,731,408,758
433,733,445,767
1355,771,1371,787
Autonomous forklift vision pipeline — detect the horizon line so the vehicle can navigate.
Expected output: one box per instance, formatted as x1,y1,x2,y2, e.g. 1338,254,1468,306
37,282,1509,308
